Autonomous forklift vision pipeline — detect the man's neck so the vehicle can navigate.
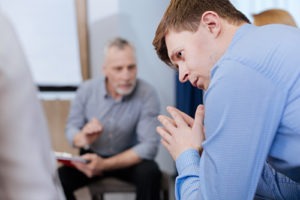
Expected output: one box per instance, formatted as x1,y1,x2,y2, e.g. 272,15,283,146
218,21,248,59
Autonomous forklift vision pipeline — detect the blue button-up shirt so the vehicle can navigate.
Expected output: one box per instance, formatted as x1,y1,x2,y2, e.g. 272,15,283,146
66,78,160,160
175,24,300,199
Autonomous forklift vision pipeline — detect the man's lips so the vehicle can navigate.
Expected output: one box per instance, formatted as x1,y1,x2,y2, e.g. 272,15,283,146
191,78,198,87
191,78,205,90
118,83,132,89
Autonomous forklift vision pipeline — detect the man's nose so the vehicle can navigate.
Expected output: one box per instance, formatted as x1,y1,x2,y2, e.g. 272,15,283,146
121,69,132,79
178,65,189,83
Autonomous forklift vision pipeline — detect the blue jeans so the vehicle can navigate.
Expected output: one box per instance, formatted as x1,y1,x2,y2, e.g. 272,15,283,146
255,162,300,200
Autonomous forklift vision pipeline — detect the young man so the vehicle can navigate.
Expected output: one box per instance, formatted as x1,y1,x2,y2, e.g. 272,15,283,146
59,37,161,200
153,0,300,199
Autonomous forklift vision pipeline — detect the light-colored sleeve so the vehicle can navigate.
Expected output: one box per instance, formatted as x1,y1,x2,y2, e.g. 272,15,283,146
132,85,161,160
175,61,285,200
65,84,88,145
0,12,65,200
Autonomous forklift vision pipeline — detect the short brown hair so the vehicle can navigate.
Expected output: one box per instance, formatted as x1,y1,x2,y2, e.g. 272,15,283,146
152,0,250,66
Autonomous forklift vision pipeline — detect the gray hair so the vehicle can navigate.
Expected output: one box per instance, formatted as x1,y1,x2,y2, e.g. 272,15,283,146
103,37,135,56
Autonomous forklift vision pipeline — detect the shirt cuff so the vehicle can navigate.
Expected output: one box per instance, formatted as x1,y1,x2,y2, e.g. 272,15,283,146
176,149,201,175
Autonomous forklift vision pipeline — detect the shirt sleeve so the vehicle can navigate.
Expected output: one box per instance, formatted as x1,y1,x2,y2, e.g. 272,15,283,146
65,84,88,146
175,149,202,199
132,86,161,160
175,61,286,199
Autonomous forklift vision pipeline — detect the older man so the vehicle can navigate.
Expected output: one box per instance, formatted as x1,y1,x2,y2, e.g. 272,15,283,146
59,37,161,200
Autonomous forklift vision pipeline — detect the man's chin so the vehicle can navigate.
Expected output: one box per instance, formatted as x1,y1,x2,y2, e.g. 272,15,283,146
116,87,134,96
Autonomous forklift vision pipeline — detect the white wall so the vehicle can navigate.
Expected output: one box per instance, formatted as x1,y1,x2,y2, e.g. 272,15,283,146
0,0,82,86
87,0,176,175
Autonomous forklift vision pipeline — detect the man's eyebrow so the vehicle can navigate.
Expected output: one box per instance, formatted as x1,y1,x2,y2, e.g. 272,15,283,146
128,63,136,67
112,65,123,69
168,51,179,70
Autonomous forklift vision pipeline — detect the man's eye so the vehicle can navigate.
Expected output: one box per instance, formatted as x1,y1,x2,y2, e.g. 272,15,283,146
114,67,122,71
176,51,183,59
128,65,136,70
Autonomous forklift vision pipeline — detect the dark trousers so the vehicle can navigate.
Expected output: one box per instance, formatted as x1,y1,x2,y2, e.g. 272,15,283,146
58,159,162,200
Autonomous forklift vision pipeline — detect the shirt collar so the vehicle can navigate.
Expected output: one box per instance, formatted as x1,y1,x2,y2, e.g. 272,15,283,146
210,23,254,79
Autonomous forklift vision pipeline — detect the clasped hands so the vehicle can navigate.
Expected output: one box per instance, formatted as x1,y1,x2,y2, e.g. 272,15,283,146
156,105,205,160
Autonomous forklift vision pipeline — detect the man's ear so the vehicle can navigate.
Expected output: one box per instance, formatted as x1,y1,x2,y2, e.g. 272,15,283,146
101,66,106,77
200,11,221,37
101,65,106,76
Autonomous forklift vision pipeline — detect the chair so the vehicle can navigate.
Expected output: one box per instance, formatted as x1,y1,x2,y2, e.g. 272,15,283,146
88,171,171,200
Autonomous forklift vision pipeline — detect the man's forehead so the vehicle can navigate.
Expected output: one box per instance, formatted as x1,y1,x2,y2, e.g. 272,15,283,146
165,32,180,57
105,57,136,68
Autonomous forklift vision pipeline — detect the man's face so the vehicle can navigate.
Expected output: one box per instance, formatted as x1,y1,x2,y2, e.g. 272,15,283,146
103,45,137,99
165,25,219,91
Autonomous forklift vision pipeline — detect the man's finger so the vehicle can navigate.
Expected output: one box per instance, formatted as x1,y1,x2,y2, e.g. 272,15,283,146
157,115,177,132
160,139,171,152
167,106,194,126
160,115,176,126
192,105,205,134
166,107,188,127
156,126,173,143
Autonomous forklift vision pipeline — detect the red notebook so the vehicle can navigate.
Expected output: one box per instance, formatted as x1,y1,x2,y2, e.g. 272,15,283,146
55,152,89,167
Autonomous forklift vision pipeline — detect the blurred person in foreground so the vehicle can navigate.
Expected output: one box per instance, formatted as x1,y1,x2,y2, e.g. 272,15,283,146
153,0,300,199
0,10,64,200
58,37,161,200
